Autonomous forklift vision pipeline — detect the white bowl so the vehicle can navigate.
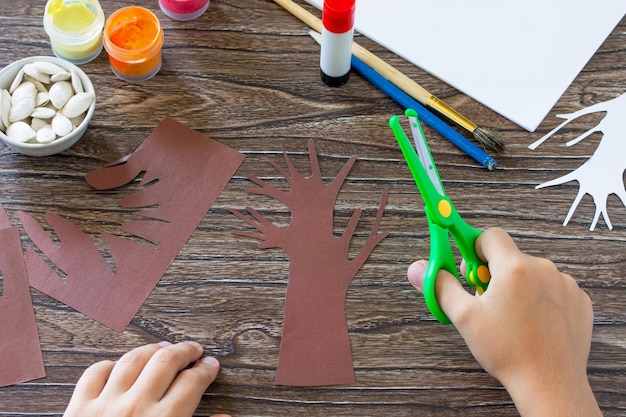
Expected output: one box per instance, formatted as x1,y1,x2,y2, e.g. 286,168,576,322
0,56,95,156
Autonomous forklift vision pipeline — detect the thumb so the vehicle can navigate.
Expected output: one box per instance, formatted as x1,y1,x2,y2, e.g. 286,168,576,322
407,260,429,292
407,260,476,324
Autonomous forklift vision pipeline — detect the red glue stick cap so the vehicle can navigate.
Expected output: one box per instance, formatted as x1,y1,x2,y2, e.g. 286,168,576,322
322,0,356,34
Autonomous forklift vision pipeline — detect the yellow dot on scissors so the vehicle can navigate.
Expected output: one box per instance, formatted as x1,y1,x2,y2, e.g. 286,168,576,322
438,200,452,218
477,265,491,284
468,270,477,287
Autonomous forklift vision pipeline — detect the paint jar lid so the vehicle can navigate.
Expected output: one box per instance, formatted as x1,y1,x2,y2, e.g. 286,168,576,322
43,0,105,45
43,0,105,64
322,0,355,34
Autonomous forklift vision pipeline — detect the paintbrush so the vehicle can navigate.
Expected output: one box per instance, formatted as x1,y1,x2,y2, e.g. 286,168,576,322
272,0,504,153
308,28,497,170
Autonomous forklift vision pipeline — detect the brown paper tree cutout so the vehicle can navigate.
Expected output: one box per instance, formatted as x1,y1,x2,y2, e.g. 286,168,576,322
230,140,389,386
20,118,245,332
0,204,45,387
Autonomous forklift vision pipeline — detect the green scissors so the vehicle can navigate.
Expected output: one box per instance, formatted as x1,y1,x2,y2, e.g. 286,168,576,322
389,109,491,324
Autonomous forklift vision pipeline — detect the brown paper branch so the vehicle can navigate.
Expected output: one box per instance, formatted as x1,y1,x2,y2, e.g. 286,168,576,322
344,189,389,272
231,139,388,386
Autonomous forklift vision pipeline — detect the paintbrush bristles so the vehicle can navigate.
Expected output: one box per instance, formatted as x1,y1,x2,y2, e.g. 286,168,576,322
473,127,504,153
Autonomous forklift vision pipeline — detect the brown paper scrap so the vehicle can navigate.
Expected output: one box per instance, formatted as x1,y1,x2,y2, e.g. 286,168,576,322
21,118,245,332
0,205,46,387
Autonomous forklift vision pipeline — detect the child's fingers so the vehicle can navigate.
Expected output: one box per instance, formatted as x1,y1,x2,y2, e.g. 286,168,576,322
103,343,166,394
131,341,205,400
71,360,116,401
162,356,221,414
474,228,521,270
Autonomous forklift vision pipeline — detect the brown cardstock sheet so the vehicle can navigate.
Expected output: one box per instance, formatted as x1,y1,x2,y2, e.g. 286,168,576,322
20,118,245,332
0,205,46,387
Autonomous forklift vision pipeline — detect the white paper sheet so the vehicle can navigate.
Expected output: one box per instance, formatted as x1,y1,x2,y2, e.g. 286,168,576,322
305,0,626,131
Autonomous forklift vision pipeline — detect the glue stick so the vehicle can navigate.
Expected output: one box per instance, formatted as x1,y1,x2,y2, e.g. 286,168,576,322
320,0,355,87
103,6,164,82
43,0,105,65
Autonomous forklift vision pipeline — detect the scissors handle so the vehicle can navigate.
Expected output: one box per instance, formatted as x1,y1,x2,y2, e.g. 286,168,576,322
423,199,490,324
423,217,457,324
449,212,490,296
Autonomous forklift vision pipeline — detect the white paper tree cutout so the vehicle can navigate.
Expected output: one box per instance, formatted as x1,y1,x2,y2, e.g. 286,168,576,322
529,92,626,230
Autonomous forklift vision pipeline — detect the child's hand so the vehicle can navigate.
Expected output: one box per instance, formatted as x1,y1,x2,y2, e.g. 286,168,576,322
63,341,230,417
407,227,602,417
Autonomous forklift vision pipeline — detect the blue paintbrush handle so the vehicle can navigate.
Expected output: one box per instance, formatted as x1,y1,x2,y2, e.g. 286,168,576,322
351,55,497,171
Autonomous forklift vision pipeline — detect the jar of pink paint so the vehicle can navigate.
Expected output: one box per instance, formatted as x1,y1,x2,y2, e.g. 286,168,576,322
158,0,210,21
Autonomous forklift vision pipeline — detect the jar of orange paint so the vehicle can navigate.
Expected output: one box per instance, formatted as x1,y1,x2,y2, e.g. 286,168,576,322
103,6,164,82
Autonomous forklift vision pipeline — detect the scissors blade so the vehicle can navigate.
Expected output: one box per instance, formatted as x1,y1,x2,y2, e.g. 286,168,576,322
406,111,445,196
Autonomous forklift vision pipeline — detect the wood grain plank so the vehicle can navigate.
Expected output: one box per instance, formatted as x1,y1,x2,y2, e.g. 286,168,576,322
0,1,624,415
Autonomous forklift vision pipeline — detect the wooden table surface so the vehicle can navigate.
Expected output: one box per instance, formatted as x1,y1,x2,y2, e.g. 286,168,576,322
1,1,625,416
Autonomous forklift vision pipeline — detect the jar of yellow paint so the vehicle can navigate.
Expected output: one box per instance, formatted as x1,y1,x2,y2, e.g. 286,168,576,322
103,7,164,82
43,0,105,65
